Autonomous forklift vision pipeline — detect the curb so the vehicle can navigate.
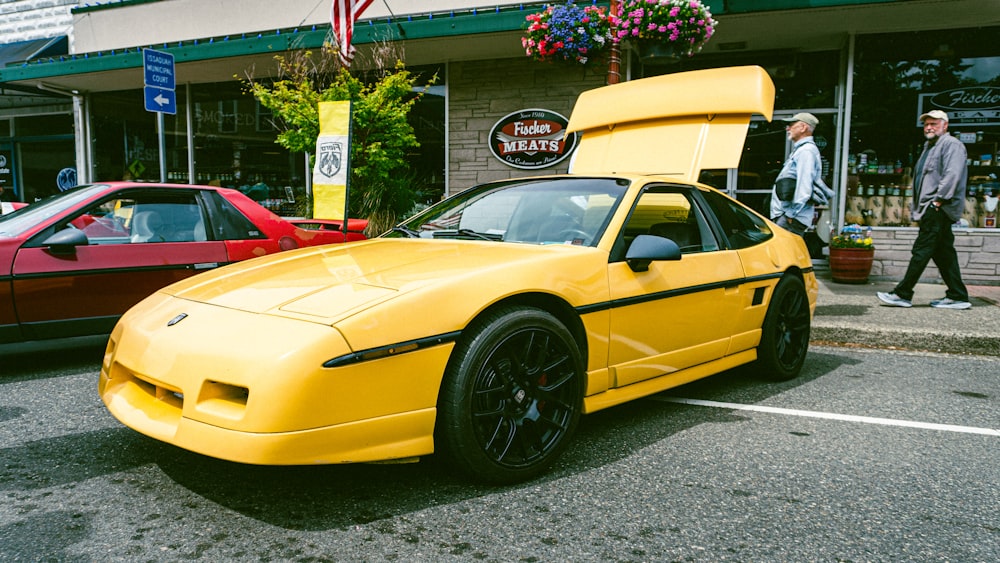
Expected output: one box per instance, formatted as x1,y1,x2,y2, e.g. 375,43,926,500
810,324,1000,356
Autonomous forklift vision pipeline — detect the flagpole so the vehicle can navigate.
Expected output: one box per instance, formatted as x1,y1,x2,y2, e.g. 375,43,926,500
607,0,621,85
342,102,353,239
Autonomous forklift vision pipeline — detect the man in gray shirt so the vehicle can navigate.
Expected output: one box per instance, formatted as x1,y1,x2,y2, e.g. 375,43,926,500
877,109,971,309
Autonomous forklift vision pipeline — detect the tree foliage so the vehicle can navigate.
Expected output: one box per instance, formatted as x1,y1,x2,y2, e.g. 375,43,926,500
243,46,432,234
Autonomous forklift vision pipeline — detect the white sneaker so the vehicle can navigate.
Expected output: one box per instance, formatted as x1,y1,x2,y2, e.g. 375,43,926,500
877,291,912,308
930,297,972,310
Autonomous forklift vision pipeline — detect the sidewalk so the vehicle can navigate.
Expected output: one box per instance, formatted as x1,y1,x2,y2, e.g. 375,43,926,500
810,262,1000,356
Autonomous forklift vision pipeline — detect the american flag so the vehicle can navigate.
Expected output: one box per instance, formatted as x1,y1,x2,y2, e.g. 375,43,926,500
332,0,374,67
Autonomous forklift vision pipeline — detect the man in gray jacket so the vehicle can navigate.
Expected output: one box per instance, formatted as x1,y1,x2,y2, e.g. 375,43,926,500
878,109,971,309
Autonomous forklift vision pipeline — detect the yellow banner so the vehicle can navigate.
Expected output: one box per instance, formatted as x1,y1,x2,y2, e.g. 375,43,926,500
312,101,352,220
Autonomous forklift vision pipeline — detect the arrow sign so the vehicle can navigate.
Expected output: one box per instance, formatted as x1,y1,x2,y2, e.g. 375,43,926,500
144,86,176,115
143,48,176,115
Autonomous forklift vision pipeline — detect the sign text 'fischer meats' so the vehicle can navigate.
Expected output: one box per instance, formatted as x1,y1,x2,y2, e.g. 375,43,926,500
489,109,579,170
918,87,1000,126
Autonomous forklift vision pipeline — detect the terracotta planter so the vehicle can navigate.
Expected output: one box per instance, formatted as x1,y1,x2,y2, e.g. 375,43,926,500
829,247,874,284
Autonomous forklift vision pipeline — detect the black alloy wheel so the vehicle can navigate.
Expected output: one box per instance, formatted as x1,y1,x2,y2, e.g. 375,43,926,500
755,275,811,381
437,306,584,484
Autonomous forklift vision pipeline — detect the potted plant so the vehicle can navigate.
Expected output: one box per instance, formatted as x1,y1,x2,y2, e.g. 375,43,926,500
829,225,876,284
522,2,613,66
613,0,718,63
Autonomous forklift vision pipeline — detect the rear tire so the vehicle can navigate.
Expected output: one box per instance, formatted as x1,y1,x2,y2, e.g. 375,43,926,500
437,306,584,484
755,275,810,381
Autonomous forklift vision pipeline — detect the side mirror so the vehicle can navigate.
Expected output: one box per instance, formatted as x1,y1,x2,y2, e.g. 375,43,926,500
43,228,89,255
625,234,682,272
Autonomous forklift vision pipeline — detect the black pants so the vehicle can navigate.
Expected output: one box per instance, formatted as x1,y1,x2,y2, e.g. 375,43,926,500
892,206,968,301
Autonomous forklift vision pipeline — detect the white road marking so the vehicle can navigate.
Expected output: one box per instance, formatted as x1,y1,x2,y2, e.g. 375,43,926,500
654,396,1000,437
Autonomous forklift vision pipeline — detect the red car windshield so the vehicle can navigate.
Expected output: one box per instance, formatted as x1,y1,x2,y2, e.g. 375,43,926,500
0,184,110,238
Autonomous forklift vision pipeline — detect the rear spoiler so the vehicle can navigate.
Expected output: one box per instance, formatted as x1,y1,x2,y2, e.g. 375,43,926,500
566,65,775,181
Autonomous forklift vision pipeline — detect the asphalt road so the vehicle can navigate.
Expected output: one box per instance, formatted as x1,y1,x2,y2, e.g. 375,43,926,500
1,344,998,562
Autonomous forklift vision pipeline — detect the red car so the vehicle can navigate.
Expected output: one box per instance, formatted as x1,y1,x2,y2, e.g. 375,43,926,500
0,182,366,346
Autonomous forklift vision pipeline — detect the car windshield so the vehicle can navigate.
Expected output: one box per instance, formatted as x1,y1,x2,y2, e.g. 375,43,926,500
0,184,110,237
389,177,629,247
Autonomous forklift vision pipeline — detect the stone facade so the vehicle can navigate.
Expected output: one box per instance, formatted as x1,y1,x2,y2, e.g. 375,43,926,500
869,228,1000,286
447,57,606,195
0,0,79,44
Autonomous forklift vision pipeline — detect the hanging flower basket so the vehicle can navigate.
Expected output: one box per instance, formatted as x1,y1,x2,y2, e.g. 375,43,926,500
522,2,613,66
613,0,718,60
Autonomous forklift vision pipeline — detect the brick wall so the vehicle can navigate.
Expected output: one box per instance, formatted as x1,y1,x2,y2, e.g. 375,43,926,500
870,228,1000,286
0,0,79,44
447,57,606,195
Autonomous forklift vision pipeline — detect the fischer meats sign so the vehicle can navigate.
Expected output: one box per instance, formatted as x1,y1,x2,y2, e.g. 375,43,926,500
489,109,579,169
918,87,1000,126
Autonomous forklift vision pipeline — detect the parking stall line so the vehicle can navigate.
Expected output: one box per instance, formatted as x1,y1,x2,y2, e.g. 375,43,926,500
654,396,1000,437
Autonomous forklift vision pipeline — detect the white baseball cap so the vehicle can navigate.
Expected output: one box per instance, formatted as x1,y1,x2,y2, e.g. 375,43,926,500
919,109,949,122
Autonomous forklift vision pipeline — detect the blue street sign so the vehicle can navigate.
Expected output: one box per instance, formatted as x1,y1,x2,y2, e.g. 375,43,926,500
144,85,177,115
143,48,175,114
143,49,175,90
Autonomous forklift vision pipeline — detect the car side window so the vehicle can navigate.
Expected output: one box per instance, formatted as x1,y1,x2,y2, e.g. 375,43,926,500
127,198,207,243
699,189,773,250
69,198,132,244
619,186,719,255
60,194,205,245
205,192,267,240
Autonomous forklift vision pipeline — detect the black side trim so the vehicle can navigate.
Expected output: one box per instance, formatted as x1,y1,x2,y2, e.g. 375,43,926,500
323,330,462,368
576,272,786,315
22,315,119,341
12,263,202,280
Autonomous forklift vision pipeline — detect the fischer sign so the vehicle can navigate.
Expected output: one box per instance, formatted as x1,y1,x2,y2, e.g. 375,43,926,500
489,109,579,169
918,87,1000,126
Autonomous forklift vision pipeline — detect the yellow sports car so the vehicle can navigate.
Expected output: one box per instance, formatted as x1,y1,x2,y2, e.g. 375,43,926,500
100,66,817,484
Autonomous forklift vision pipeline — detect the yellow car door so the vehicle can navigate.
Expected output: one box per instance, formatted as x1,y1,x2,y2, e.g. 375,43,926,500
605,187,744,388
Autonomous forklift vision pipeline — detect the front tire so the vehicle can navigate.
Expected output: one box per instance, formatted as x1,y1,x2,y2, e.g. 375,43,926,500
437,306,584,484
755,275,810,381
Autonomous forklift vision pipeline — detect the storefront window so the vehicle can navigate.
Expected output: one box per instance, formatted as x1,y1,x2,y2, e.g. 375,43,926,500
719,113,837,220
655,50,841,216
13,113,73,137
88,64,446,217
409,84,446,204
90,89,188,183
190,82,304,213
666,50,840,109
851,26,1000,229
17,139,76,201
7,114,76,202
